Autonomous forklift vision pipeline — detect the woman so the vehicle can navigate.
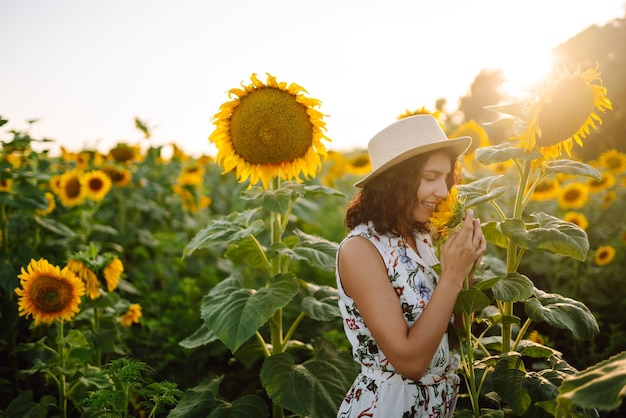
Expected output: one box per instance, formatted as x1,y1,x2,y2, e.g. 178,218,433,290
336,114,486,417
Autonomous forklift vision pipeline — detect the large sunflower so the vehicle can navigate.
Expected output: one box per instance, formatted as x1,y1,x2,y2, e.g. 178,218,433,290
517,66,612,161
15,258,85,326
209,73,330,188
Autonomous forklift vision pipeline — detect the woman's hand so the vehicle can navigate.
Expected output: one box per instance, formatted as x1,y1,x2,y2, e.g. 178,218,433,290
439,209,486,289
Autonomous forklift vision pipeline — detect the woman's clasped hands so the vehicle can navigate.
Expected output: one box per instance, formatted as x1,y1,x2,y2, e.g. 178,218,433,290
439,209,486,289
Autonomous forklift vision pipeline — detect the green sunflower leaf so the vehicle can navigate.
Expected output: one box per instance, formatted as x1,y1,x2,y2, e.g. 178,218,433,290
179,324,219,349
475,143,542,165
33,216,78,238
207,394,270,418
454,288,490,315
241,184,303,215
491,272,534,302
303,184,345,197
492,354,539,416
524,289,599,341
272,229,337,271
544,159,601,180
167,376,224,418
482,221,509,248
225,237,269,270
169,375,269,418
200,273,298,352
301,285,340,321
556,351,626,416
183,209,264,258
260,339,358,418
500,212,589,261
457,175,507,208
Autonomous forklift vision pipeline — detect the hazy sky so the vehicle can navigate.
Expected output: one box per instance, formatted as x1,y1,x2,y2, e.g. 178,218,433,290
1,0,625,157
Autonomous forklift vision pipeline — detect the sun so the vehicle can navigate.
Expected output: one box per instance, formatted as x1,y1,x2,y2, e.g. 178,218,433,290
497,48,555,100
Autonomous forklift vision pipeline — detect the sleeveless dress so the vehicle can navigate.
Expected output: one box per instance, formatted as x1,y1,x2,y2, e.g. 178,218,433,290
336,222,460,418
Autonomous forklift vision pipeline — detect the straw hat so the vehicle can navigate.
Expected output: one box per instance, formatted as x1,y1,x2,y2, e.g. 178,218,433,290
354,114,472,187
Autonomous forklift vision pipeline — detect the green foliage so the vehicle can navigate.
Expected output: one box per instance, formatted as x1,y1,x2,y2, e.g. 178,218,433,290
82,358,183,418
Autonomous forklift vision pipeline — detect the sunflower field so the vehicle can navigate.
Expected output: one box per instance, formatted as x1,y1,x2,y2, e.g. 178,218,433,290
2,66,626,418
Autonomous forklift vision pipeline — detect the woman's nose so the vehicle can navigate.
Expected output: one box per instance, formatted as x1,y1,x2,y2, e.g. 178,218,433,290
434,180,449,199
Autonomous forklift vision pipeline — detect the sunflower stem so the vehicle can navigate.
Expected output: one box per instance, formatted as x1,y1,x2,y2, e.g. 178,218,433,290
512,318,533,352
93,306,102,366
269,177,286,418
502,159,531,353
1,204,9,254
56,320,68,418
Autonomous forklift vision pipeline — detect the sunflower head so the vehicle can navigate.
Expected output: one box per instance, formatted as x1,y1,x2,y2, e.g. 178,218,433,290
449,119,489,158
120,303,142,327
429,186,466,239
67,259,100,299
588,171,615,193
101,164,132,187
0,176,13,192
209,73,330,189
82,170,113,202
516,66,612,162
530,177,559,202
109,143,143,164
36,192,57,216
563,211,589,231
15,258,85,326
599,149,626,174
57,169,85,207
103,256,123,292
398,106,440,121
594,245,616,266
557,182,589,209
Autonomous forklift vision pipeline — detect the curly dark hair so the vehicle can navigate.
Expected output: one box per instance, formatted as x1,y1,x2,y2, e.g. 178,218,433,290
345,149,460,238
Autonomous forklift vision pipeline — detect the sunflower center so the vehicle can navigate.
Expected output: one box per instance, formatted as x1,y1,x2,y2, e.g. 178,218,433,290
65,177,81,198
88,178,104,192
30,275,73,313
563,189,581,202
229,87,313,164
536,77,596,147
606,157,624,171
110,146,135,162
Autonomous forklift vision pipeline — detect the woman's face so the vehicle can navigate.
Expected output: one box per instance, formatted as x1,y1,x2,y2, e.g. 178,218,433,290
411,151,452,223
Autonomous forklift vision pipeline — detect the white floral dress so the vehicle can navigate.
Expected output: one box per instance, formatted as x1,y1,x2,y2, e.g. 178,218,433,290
336,222,460,418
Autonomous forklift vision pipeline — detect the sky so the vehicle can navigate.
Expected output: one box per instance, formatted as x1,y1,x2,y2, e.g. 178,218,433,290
1,0,625,158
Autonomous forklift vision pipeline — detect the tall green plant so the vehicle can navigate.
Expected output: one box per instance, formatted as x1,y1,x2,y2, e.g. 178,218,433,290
448,65,626,417
179,180,357,417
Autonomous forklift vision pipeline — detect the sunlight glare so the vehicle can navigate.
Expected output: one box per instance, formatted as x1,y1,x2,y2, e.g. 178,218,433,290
498,47,556,99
